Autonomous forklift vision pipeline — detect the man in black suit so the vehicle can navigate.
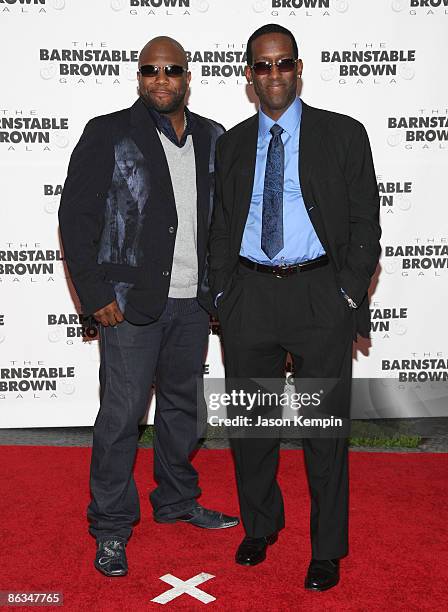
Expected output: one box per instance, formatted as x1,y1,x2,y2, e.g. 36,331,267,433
209,24,381,591
59,36,238,578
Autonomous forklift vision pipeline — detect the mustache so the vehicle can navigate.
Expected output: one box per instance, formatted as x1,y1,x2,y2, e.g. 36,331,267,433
142,86,182,97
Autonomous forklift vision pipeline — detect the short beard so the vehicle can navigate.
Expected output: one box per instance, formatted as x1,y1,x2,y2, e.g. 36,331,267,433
139,84,186,114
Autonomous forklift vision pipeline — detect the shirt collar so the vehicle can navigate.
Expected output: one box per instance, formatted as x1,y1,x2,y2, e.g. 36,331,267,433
144,100,194,148
258,96,302,139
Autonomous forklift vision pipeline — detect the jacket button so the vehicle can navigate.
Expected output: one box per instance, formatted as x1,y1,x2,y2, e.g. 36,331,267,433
162,270,170,277
168,226,175,234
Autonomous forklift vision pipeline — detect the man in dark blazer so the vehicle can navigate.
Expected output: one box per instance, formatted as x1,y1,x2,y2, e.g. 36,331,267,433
59,36,238,578
209,24,381,591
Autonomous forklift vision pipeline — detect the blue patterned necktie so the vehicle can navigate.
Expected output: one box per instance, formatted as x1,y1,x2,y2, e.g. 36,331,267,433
261,124,285,260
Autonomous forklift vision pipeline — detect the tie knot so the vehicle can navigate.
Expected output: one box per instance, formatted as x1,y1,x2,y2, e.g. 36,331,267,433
270,124,283,138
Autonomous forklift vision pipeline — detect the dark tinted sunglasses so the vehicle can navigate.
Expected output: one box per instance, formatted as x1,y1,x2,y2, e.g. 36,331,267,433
251,58,297,76
139,64,187,78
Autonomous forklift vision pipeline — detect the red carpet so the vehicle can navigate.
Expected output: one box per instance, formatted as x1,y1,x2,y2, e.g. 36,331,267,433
1,447,447,611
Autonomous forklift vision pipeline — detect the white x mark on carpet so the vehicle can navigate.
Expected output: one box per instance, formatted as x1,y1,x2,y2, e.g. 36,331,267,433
151,572,216,605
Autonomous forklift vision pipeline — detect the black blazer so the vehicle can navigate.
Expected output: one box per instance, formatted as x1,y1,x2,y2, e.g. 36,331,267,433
208,100,381,338
59,98,224,324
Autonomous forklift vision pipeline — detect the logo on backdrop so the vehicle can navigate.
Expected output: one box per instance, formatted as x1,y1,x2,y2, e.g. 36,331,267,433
43,183,63,215
0,361,76,399
47,313,99,344
320,43,416,84
391,0,448,15
0,315,5,345
110,0,210,16
383,238,448,276
39,43,138,85
0,111,69,151
369,302,409,337
0,243,64,283
387,109,448,150
252,0,350,17
0,0,67,14
186,45,247,85
377,176,414,215
382,352,448,382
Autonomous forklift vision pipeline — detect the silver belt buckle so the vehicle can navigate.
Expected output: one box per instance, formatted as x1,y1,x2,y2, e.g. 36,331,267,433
274,263,289,279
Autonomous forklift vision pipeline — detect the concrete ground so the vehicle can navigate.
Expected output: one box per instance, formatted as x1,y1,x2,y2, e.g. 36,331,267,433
0,418,446,452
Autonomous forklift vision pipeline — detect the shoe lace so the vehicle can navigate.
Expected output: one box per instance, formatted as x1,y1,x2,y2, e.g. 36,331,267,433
101,539,124,558
199,505,225,521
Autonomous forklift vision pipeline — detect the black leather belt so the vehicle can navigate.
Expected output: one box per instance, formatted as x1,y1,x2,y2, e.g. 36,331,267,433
239,254,329,278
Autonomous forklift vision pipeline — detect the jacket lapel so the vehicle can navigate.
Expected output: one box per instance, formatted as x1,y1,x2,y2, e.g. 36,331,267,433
299,100,324,203
129,98,176,211
299,101,331,252
235,114,258,243
192,121,211,264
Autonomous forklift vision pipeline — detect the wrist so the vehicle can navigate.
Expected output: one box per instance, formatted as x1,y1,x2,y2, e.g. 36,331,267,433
340,288,358,309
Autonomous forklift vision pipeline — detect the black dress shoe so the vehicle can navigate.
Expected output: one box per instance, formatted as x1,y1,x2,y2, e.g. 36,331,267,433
235,532,278,566
154,504,239,529
304,558,340,591
94,538,128,577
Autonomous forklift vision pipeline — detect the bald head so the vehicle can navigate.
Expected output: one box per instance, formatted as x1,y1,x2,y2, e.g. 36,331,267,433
137,35,191,116
139,36,188,69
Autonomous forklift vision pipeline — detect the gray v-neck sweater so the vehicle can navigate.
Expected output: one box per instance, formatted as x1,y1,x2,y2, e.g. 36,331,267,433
159,132,198,299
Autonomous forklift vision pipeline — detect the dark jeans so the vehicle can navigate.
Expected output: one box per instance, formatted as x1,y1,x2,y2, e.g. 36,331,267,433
219,263,352,560
87,298,209,541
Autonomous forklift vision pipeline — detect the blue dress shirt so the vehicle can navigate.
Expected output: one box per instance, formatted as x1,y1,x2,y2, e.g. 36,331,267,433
240,97,325,265
215,97,357,310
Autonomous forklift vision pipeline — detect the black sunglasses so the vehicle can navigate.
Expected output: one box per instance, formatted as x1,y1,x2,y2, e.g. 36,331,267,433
251,58,297,76
139,64,187,78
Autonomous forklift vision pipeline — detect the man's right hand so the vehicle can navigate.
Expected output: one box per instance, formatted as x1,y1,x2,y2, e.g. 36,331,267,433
93,300,124,327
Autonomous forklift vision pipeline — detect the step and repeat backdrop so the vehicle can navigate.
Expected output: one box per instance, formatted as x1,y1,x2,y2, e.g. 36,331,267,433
0,0,447,427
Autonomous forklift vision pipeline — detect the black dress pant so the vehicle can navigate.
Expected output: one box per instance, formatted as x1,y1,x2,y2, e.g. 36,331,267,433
219,262,353,560
87,298,209,541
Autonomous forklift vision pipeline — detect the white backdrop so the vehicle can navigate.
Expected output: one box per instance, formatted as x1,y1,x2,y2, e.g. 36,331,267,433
1,0,447,427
